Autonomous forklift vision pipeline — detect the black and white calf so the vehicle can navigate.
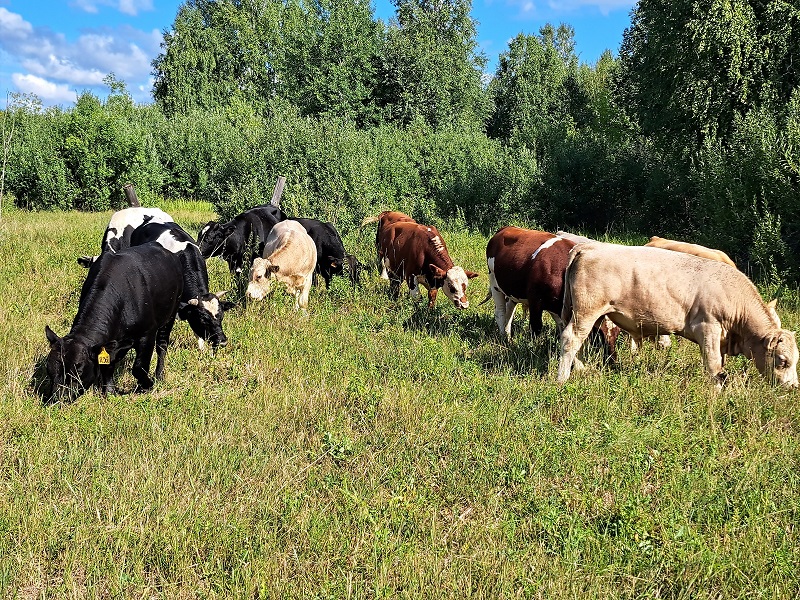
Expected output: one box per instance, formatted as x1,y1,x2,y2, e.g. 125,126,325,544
46,243,184,402
291,218,360,287
130,222,235,349
197,205,288,275
77,207,173,267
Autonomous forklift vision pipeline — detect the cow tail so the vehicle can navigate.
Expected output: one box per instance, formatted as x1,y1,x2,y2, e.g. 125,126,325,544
561,245,583,326
478,290,492,306
361,215,380,227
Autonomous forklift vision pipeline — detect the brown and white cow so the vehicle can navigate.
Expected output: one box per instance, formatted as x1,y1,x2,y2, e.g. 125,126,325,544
378,221,478,309
362,211,417,278
557,243,799,388
645,236,737,268
246,220,317,310
486,227,620,361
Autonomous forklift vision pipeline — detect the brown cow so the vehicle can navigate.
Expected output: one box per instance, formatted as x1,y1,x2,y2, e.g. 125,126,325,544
486,226,620,361
378,221,478,308
362,211,416,278
558,242,799,388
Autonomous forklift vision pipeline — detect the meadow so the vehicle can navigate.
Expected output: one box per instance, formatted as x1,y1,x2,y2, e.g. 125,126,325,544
1,201,799,598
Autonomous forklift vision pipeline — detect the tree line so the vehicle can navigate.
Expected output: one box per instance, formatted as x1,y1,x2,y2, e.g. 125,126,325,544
3,0,799,283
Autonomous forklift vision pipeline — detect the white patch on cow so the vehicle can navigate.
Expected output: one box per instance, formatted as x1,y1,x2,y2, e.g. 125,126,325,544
431,235,445,256
487,256,495,274
201,297,220,317
198,338,206,351
156,230,194,254
105,229,121,247
531,236,563,261
200,224,211,239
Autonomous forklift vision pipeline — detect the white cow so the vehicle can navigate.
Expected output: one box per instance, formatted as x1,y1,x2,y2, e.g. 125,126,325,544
557,243,799,388
246,220,317,310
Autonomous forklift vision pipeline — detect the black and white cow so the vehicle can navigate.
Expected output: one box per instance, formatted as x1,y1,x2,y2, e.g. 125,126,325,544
197,205,289,276
130,222,235,349
46,243,184,402
291,218,361,287
77,207,173,267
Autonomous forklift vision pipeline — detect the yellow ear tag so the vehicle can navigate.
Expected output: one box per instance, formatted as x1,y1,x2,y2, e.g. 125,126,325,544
98,348,110,365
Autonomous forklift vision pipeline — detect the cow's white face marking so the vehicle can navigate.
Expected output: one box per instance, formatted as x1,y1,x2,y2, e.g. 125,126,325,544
156,230,194,254
201,297,220,317
443,266,471,309
531,235,563,261
246,257,275,300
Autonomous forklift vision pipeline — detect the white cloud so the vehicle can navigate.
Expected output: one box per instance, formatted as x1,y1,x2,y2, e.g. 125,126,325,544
0,8,162,105
12,73,77,104
72,0,154,17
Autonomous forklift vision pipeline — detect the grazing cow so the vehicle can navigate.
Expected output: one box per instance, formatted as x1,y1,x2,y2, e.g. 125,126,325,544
130,222,235,349
197,204,289,275
485,226,620,361
378,221,478,309
362,211,416,278
292,217,360,287
557,243,799,388
77,207,173,266
46,244,184,402
246,220,317,310
645,236,737,268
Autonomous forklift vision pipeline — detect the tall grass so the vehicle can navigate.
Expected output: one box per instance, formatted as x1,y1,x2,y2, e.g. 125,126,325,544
0,203,798,598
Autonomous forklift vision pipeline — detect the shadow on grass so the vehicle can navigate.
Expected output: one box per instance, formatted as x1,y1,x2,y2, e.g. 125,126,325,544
29,354,52,404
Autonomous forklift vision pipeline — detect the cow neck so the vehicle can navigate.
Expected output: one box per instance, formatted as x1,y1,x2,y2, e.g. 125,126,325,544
731,295,781,351
178,248,211,300
69,294,121,346
427,232,453,271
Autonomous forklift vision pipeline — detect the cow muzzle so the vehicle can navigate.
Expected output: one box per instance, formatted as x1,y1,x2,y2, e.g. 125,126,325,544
453,297,469,310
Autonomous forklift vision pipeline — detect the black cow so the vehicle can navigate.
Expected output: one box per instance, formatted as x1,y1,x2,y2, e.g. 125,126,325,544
45,244,184,402
77,207,173,267
291,218,361,287
130,222,235,349
197,205,288,275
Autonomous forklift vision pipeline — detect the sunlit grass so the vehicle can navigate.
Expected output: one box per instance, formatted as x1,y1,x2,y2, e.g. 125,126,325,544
0,205,798,598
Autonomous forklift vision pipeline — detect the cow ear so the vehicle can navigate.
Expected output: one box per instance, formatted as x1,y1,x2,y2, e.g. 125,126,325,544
327,255,339,268
464,270,480,279
430,265,447,278
767,298,778,311
45,325,61,346
92,341,119,364
215,290,228,299
188,298,200,306
765,334,782,351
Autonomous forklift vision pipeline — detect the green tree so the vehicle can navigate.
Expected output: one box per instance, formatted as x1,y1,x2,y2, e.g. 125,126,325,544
378,0,489,128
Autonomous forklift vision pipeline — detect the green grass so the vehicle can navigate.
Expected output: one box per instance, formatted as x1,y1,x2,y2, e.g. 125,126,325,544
1,203,799,598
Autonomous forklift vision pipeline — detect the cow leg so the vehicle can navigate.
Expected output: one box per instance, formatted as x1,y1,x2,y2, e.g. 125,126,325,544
154,317,177,381
492,293,515,341
558,318,596,383
388,272,402,299
696,323,726,388
528,300,544,336
427,287,438,308
131,335,157,392
295,273,313,311
599,316,619,364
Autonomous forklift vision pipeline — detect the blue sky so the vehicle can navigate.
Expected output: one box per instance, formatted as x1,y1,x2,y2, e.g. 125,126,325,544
0,0,635,107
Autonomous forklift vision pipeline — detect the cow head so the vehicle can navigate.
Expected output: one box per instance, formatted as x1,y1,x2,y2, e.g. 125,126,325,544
753,330,799,388
178,291,234,349
246,258,280,300
45,326,115,402
197,221,234,259
430,265,479,309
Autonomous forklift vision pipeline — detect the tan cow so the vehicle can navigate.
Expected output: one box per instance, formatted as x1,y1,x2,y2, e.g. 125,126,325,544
557,243,799,388
646,236,737,268
246,220,317,310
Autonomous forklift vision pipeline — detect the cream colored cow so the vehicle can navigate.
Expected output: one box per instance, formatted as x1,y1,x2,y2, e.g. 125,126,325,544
246,220,317,310
646,236,737,268
557,243,799,388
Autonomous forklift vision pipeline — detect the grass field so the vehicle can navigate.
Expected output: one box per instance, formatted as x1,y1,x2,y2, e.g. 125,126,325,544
1,201,799,598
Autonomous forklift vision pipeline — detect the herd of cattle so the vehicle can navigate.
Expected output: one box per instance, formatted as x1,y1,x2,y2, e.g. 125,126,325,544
44,204,799,402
